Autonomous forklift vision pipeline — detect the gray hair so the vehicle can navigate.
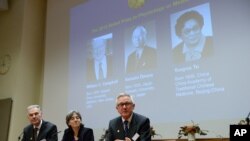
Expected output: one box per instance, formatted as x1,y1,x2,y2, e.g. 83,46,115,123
132,26,147,41
115,92,135,105
27,105,41,112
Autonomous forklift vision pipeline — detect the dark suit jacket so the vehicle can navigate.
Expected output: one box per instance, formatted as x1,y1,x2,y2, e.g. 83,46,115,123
107,112,151,141
172,36,213,64
22,120,58,141
86,55,113,81
126,46,157,74
61,124,94,141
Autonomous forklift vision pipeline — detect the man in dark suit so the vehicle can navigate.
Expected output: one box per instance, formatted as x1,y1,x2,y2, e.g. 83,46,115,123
21,105,58,141
107,93,151,141
126,26,157,74
173,10,213,64
87,38,113,81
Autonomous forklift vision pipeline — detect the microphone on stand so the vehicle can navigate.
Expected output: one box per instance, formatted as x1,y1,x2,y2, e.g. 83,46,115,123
51,130,62,137
18,132,23,141
246,112,250,125
57,130,62,134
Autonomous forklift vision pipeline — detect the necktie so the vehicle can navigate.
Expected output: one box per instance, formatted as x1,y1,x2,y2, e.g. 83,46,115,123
136,52,140,61
124,121,129,137
98,62,104,80
33,128,38,141
136,52,140,68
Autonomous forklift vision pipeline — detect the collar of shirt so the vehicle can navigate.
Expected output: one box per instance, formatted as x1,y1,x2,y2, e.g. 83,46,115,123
122,113,133,125
33,120,42,129
33,120,42,135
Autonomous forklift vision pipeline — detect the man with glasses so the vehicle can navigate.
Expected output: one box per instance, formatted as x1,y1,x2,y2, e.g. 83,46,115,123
106,93,151,141
173,10,213,64
21,105,58,141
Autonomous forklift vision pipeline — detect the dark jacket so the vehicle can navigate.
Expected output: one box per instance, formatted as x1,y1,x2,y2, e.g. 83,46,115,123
62,124,94,141
107,112,151,141
172,36,213,64
126,46,157,73
22,120,58,141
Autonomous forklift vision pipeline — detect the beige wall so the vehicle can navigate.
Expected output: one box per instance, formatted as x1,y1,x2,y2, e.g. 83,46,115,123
43,0,90,139
0,0,89,140
0,0,46,140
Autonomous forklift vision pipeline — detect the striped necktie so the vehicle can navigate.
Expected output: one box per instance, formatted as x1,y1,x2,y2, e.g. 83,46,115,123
99,62,104,80
124,121,129,137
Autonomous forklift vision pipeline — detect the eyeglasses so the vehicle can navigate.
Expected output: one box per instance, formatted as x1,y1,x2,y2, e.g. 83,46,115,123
117,102,133,107
182,25,200,36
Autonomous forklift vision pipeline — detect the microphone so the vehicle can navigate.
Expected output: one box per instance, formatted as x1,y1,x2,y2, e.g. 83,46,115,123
51,130,62,137
99,129,109,141
18,132,23,141
246,112,250,125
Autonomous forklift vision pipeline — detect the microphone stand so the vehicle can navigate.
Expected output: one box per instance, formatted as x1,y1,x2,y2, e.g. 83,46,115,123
18,132,23,141
246,112,250,125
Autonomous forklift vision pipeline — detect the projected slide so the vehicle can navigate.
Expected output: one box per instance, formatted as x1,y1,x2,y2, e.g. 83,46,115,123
68,0,250,134
170,3,225,97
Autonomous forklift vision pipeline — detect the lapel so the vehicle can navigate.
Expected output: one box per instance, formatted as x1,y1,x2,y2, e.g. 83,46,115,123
127,114,137,137
117,118,126,138
27,125,34,141
37,120,46,140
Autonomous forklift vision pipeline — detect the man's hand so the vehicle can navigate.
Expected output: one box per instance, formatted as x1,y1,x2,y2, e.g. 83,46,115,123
114,137,131,141
125,137,131,141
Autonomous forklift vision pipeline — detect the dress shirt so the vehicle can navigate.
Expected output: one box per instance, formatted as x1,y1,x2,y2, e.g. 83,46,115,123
182,35,205,61
94,57,107,80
